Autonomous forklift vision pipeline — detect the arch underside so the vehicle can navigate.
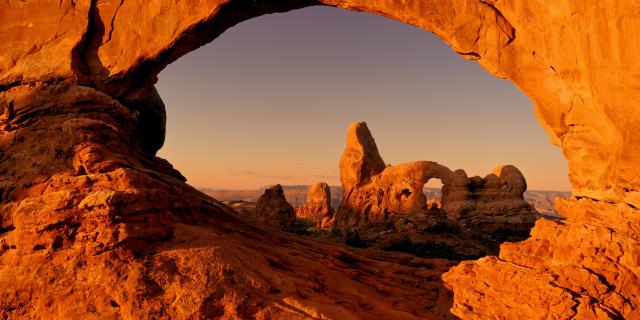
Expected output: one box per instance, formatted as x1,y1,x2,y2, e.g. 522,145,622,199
1,0,639,318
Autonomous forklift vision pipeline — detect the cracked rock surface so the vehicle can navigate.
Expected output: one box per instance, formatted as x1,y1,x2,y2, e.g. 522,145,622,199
1,0,639,318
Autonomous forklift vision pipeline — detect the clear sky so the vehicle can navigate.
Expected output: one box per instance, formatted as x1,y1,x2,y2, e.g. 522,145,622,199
156,6,570,191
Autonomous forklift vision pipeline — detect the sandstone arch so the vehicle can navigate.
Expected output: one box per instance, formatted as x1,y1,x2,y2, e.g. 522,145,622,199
335,121,536,253
336,121,456,227
1,1,639,318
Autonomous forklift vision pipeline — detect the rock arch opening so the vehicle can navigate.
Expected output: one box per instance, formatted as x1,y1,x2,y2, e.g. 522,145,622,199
424,179,443,210
156,6,569,194
1,1,637,319
156,6,567,258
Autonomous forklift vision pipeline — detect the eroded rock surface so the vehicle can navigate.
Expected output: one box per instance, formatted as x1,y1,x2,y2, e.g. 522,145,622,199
442,165,536,240
1,0,639,318
0,83,456,319
336,121,536,245
295,182,335,227
444,198,640,319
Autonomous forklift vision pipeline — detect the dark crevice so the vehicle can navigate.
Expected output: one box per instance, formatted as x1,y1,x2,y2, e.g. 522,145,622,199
52,236,64,250
0,78,69,94
336,251,360,264
70,0,98,86
574,195,638,210
38,219,79,233
103,0,125,45
455,51,481,60
479,0,516,46
0,80,23,93
0,225,15,236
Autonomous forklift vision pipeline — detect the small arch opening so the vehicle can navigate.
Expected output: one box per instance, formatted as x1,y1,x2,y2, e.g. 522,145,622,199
423,179,443,210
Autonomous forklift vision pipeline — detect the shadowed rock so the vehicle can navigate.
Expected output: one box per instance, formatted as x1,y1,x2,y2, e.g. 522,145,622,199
254,184,296,231
442,166,536,239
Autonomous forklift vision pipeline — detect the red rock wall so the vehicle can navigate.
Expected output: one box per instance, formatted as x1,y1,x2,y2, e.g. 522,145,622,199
0,82,458,319
1,0,639,318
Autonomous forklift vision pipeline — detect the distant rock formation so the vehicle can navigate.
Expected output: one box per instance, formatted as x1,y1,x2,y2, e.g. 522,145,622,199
336,121,536,240
442,165,535,239
204,186,567,216
295,182,335,227
254,185,296,231
337,122,452,226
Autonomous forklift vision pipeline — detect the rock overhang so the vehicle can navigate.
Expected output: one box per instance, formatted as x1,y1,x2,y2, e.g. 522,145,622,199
1,0,639,318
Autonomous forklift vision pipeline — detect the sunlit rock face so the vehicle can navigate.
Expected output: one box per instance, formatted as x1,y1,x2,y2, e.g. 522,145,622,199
443,198,640,319
295,182,335,227
332,122,537,261
335,121,536,240
1,0,639,318
6,0,638,203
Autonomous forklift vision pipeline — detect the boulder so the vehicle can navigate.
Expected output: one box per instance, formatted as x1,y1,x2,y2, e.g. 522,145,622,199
442,166,536,239
255,185,296,231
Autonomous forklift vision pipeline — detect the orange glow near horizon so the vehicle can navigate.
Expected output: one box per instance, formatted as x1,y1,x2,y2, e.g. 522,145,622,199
156,6,570,191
